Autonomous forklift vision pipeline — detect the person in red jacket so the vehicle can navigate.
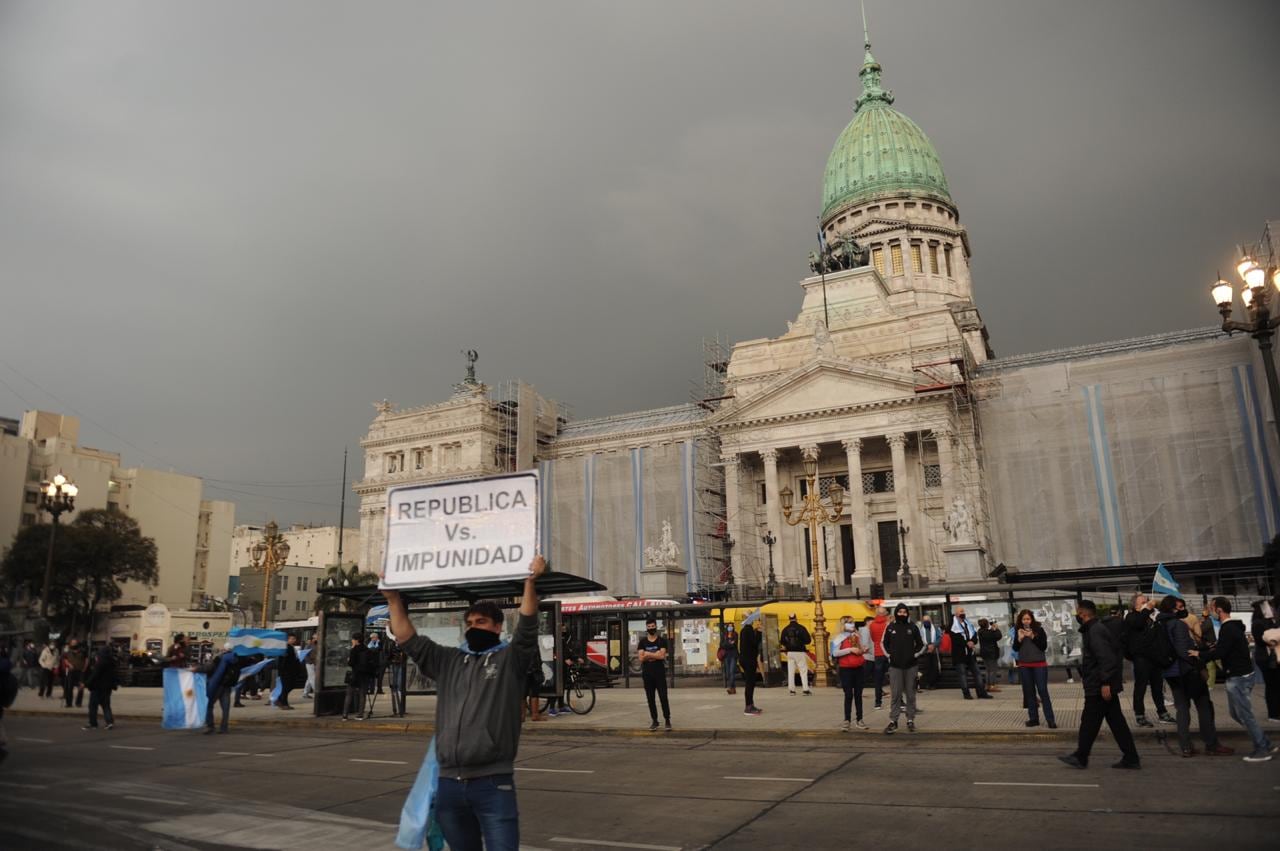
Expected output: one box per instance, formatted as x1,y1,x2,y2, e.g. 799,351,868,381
830,617,868,731
867,607,889,710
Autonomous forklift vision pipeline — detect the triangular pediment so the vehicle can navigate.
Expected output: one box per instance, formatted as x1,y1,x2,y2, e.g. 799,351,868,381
714,358,917,425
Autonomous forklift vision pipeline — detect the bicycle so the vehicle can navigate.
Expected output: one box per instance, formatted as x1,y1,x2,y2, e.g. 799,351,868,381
540,663,596,716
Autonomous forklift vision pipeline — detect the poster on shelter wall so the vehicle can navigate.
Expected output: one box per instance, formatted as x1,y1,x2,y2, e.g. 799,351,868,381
381,471,539,590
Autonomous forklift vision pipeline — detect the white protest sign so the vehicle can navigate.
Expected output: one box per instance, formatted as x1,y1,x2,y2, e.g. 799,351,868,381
380,470,538,590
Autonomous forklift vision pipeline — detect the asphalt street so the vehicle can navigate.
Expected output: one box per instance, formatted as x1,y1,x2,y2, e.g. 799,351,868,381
1,714,1278,850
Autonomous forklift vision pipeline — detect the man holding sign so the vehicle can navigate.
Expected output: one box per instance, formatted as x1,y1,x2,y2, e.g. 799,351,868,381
383,553,545,851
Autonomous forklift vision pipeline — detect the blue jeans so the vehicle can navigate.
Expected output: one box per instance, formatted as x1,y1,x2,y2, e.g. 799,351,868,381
722,652,738,689
205,688,231,731
1225,672,1272,754
435,773,519,851
1019,666,1054,724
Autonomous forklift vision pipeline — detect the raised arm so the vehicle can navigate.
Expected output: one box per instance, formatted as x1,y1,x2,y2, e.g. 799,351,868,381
521,554,548,617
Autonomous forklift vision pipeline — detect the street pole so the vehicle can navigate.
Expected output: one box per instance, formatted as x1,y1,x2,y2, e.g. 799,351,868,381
36,473,76,637
39,514,59,620
807,514,830,681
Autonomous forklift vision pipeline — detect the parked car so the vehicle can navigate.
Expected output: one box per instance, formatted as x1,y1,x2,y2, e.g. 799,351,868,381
125,652,165,687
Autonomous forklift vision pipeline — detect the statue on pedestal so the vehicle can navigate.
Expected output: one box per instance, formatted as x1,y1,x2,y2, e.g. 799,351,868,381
945,496,975,544
644,519,681,568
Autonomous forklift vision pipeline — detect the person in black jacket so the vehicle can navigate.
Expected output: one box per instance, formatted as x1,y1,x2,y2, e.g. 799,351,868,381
1012,609,1056,728
275,635,307,710
1121,593,1172,727
739,619,762,715
342,633,369,721
1059,600,1139,770
1251,599,1280,721
882,604,924,735
81,646,118,730
780,615,812,695
1198,598,1274,762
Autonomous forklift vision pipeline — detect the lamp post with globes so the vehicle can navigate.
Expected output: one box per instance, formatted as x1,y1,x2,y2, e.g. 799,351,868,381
762,531,778,597
38,472,78,626
250,520,291,627
778,456,844,685
1211,224,1280,444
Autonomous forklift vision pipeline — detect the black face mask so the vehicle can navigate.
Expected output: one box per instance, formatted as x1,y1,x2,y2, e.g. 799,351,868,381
647,628,657,636
1075,615,1085,625
1176,610,1189,619
895,613,908,623
466,628,501,652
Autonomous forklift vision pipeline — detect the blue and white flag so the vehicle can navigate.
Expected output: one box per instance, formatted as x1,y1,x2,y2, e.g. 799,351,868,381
366,604,390,625
1152,564,1183,600
741,608,762,627
234,657,275,692
162,668,207,730
228,627,288,657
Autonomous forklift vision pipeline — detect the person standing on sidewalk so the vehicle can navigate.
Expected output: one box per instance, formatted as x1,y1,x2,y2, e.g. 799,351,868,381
204,643,240,735
830,617,867,731
917,615,942,690
1250,599,1280,722
949,608,991,700
1156,595,1231,758
739,617,762,716
780,614,812,695
61,639,87,708
1013,609,1056,728
1058,600,1139,770
866,607,889,708
882,604,924,734
977,619,1002,692
342,634,370,721
637,617,672,731
275,634,305,710
1122,593,1173,728
20,641,38,690
81,646,118,731
720,623,738,695
1196,597,1275,762
302,636,318,699
37,641,56,698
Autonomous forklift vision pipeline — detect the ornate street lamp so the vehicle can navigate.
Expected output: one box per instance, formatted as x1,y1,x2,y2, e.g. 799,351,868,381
762,531,778,597
250,520,291,627
778,451,844,684
38,472,78,624
1211,223,1280,444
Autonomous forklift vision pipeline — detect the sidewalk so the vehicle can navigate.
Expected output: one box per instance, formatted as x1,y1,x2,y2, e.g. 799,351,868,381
11,679,1278,741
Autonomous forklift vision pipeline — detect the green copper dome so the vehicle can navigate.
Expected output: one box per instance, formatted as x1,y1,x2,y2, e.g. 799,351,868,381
821,40,952,222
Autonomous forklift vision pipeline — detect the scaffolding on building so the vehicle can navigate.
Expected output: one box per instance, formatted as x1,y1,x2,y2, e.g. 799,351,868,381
688,334,734,596
492,380,571,474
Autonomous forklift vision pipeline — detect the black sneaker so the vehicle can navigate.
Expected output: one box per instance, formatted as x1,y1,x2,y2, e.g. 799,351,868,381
1111,759,1141,770
884,721,897,735
1135,715,1154,728
906,721,916,733
1057,754,1086,769
81,725,97,731
1047,720,1058,729
1025,720,1040,727
664,721,672,732
1158,712,1175,724
649,721,659,731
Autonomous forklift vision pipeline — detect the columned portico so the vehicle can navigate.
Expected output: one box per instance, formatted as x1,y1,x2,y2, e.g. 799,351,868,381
760,447,784,580
722,453,743,584
886,433,917,582
842,437,874,581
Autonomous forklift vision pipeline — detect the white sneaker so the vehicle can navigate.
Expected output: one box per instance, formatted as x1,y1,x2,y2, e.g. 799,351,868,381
841,720,850,732
1242,751,1273,763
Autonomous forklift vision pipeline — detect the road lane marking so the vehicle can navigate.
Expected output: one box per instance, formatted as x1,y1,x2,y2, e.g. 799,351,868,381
974,782,1099,789
109,745,154,751
350,758,408,765
253,753,275,757
550,840,680,851
723,775,814,782
0,781,49,790
217,751,251,756
515,767,595,774
124,795,181,805
16,737,53,743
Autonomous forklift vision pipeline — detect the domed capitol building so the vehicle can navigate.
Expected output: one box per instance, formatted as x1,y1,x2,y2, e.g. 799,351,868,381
355,29,1277,607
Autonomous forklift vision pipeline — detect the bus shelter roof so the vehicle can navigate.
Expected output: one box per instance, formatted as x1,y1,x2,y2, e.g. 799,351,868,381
316,571,607,606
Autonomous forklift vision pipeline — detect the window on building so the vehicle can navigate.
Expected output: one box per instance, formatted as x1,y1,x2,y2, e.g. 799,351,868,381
910,243,923,274
414,448,426,469
20,513,35,527
928,244,939,274
871,247,885,276
861,470,895,494
386,453,398,474
296,600,306,612
758,482,767,504
923,464,942,489
299,576,308,592
944,245,954,277
890,243,904,276
23,491,36,504
799,475,850,500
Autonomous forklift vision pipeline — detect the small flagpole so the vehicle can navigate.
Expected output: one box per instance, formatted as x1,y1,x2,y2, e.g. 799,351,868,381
817,218,830,329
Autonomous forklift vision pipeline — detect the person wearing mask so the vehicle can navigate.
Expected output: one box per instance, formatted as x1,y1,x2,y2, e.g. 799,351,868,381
367,632,386,696
37,641,57,698
20,641,38,690
81,646,118,731
637,617,672,731
203,643,240,735
275,634,305,710
1122,593,1172,727
386,637,408,718
739,616,763,716
1059,600,1140,769
1156,595,1231,758
977,618,1003,693
1249,600,1280,722
382,555,544,851
720,623,739,695
548,624,582,718
916,615,942,690
830,616,868,731
165,635,189,669
866,607,889,709
779,614,812,696
61,639,88,709
1013,609,1056,728
949,608,991,700
1196,597,1275,762
882,604,924,734
342,634,370,721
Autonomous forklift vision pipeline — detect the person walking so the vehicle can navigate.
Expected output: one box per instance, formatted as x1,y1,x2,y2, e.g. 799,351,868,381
275,635,305,710
342,634,370,721
37,641,56,698
977,618,1003,692
1156,595,1232,758
1250,600,1280,722
949,608,991,700
866,607,889,709
882,604,924,734
81,646,118,731
830,617,867,731
637,617,672,731
780,614,812,695
20,641,38,690
739,617,763,716
917,615,942,690
204,643,240,735
1197,597,1275,762
387,638,408,718
1013,609,1056,728
1122,593,1173,727
1058,600,1139,770
548,624,581,718
382,555,544,851
302,636,318,699
61,639,87,708
720,623,739,695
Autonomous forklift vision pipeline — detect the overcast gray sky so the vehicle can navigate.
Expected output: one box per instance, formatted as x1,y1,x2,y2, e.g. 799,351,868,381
2,1,1278,531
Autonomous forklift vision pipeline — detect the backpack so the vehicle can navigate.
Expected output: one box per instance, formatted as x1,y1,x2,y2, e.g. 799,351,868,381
1140,619,1177,670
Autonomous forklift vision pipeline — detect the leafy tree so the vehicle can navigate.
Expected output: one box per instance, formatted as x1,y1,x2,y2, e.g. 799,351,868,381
315,563,376,613
1,509,159,639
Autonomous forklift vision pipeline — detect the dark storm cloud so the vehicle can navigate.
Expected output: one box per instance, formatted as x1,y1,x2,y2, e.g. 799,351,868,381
1,1,1277,528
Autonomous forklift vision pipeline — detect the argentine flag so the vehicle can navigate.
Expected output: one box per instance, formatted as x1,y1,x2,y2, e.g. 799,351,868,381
235,657,275,692
228,627,288,657
1152,564,1183,600
162,668,207,730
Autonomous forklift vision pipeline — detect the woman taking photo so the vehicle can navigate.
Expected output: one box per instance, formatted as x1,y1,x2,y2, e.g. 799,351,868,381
1013,609,1056,728
831,617,868,731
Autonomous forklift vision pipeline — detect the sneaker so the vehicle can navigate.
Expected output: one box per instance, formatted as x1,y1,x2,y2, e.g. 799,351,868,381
978,694,994,700
1047,720,1058,729
1057,754,1086,769
664,721,672,732
1066,678,1075,684
105,724,113,730
855,720,868,730
355,715,365,721
1242,751,1273,763
1158,712,1176,724
649,721,659,731
884,721,897,735
547,709,559,717
1181,747,1195,758
962,695,974,700
1135,715,1154,728
803,691,812,696
873,703,884,711
341,716,349,721
789,691,796,696
81,725,97,731
1206,745,1234,756
1111,759,1141,770
1025,720,1040,727
841,720,850,732
743,707,763,716
906,721,916,733
202,727,214,735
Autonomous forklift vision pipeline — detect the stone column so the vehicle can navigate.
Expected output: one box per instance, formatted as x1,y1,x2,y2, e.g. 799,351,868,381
842,437,874,581
887,432,917,582
934,428,957,581
722,453,743,586
760,448,785,581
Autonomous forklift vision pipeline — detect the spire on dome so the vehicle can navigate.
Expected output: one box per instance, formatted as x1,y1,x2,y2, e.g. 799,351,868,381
856,1,894,112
